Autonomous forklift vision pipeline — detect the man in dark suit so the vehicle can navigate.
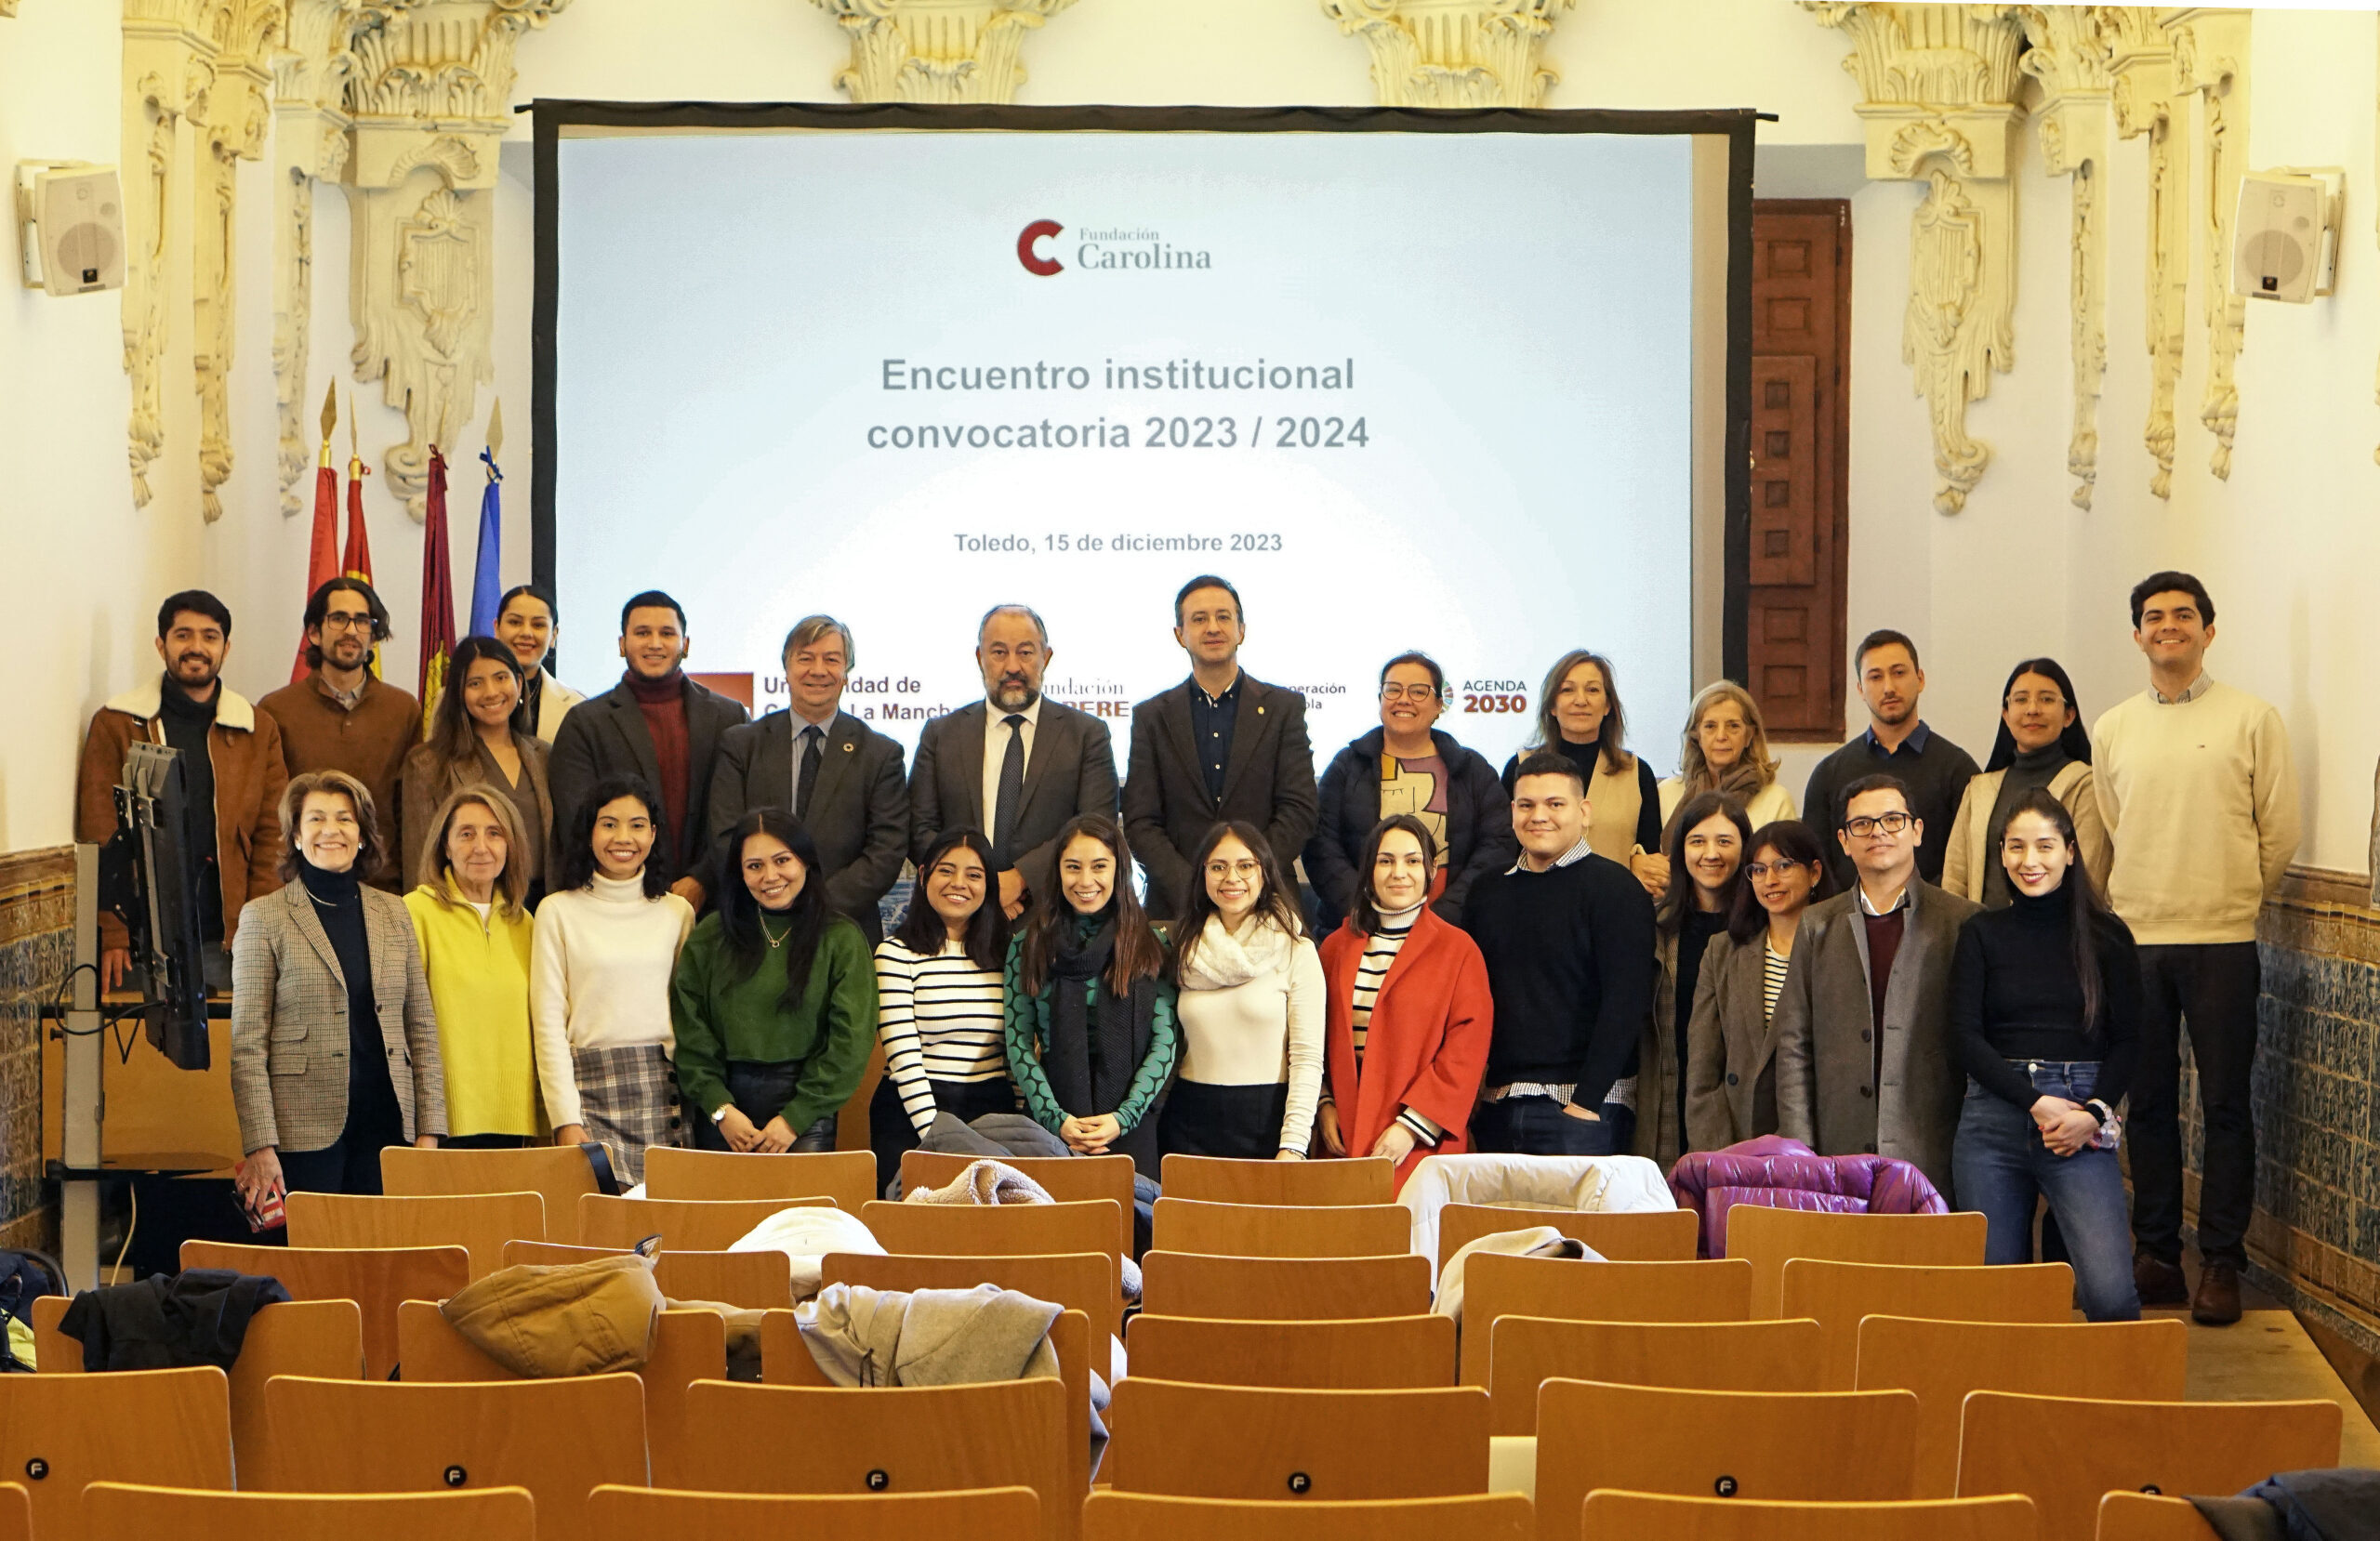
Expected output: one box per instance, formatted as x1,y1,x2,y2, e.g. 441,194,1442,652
548,590,748,906
910,603,1118,919
1122,575,1318,919
707,615,908,940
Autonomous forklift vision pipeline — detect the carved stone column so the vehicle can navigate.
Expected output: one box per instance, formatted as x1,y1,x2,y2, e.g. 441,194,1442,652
810,0,1078,104
343,0,569,521
2017,7,2112,511
2165,7,2250,481
192,1,282,523
1805,3,2026,516
1321,0,1575,108
271,0,358,517
123,1,219,508
2105,8,2187,499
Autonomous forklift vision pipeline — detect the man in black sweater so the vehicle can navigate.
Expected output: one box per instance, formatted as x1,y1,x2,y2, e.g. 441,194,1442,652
1462,750,1658,1156
1803,629,1979,892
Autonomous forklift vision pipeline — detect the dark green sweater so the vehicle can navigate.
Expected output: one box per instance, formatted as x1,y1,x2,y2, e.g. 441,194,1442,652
670,912,878,1132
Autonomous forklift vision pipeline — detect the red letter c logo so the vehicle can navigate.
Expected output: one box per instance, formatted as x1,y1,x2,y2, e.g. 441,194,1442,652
1018,219,1063,276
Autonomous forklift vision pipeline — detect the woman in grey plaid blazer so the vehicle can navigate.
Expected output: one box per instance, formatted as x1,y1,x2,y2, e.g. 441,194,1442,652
231,770,444,1216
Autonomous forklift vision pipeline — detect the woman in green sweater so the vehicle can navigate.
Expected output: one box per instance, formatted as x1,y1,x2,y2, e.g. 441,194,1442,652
1005,813,1178,1178
672,809,877,1153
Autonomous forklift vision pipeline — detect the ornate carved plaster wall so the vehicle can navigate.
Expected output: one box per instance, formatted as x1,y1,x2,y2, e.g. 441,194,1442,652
2166,7,2249,481
2105,9,2187,499
122,1,218,508
271,0,357,517
1320,0,1575,108
1805,2,2026,517
193,1,282,523
810,0,1079,104
2017,7,2112,510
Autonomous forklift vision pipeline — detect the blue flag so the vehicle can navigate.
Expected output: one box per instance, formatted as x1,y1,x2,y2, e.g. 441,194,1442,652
468,443,502,637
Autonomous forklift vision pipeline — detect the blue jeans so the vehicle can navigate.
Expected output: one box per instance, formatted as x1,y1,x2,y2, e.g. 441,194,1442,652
1470,1095,1636,1158
1951,1060,2139,1323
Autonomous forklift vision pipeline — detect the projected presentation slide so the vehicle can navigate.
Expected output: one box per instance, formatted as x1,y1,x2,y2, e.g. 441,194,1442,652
550,124,1697,773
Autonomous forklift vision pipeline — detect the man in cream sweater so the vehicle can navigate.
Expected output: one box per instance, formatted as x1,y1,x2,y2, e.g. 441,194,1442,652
2094,572,2300,1327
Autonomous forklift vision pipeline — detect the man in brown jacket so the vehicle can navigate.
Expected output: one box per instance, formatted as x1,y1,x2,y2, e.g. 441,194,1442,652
257,577,418,890
75,590,287,992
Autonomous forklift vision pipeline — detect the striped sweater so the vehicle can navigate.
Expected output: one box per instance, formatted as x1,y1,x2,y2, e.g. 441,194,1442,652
874,937,1012,1139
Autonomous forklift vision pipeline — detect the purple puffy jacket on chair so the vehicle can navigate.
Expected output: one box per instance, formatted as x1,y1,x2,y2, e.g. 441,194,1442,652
1667,1134,1948,1259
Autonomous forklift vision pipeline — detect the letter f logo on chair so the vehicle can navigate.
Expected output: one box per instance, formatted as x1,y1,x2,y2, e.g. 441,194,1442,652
1017,219,1063,276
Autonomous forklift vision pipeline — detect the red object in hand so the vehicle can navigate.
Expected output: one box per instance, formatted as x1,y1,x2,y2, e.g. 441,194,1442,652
233,1158,285,1232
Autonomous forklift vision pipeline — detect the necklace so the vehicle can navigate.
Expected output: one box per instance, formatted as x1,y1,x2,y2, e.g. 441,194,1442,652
760,914,789,949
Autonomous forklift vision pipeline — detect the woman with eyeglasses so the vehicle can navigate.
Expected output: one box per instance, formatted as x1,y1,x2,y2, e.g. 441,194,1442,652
1942,657,2111,907
1307,652,1514,934
1683,820,1836,1151
1162,822,1325,1160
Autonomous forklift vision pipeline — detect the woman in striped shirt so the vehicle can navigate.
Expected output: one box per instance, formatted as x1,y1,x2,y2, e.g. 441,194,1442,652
1316,813,1494,1190
1683,818,1834,1152
869,827,1014,1195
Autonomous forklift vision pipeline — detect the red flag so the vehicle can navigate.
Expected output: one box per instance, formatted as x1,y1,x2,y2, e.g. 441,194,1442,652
341,451,380,678
417,448,456,735
291,453,341,683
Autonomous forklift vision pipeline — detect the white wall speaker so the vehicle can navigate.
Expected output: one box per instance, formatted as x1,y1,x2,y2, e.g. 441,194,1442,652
16,162,125,297
2231,167,2343,305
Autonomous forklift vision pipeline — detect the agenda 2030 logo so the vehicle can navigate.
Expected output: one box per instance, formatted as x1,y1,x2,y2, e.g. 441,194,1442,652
1016,218,1212,275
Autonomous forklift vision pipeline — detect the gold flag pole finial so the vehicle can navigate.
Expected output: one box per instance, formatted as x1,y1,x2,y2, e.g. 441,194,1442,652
348,389,367,478
486,399,505,468
318,380,337,468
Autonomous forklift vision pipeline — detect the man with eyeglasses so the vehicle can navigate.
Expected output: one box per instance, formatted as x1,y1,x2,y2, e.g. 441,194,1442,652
258,578,420,891
1773,773,1979,1199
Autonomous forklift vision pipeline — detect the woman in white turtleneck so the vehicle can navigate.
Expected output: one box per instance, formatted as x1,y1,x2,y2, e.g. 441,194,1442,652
529,776,696,1184
1158,822,1325,1161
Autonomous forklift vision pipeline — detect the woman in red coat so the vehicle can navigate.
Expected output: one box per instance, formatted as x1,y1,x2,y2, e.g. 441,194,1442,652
1316,814,1495,1191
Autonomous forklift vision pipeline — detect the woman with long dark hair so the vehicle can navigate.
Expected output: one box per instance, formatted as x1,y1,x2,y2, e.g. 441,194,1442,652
1638,792,1752,1166
1942,656,2110,906
1950,786,2143,1321
870,826,1014,1193
1162,822,1325,1161
1503,650,1663,889
674,809,878,1153
399,636,551,897
1005,814,1178,1177
530,776,695,1182
1684,819,1835,1151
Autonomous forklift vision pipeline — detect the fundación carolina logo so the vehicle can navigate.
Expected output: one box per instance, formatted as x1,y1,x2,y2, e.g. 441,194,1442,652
1015,217,1212,277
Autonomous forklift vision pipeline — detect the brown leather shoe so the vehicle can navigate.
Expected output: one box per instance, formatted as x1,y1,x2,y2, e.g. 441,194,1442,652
2192,1258,2243,1325
2135,1253,2188,1307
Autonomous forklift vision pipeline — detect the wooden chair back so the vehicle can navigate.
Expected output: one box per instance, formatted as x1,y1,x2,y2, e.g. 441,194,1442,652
1104,1380,1488,1500
394,1303,724,1486
1724,1206,1987,1317
261,1374,648,1535
181,1240,465,1382
578,1192,832,1251
84,1483,536,1541
2096,1493,2222,1541
1487,1317,1824,1433
1580,1492,2038,1541
1856,1317,2189,1497
284,1190,545,1282
380,1145,602,1245
30,1294,75,1371
1125,1314,1455,1389
861,1199,1123,1262
1955,1392,2342,1541
1139,1251,1431,1321
0,1486,21,1541
822,1250,1118,1376
1458,1255,1754,1385
898,1152,1137,1257
1434,1203,1699,1270
1082,1491,1534,1541
1535,1379,1920,1541
499,1240,794,1310
641,1146,876,1213
1151,1198,1409,1258
0,1367,231,1541
587,1484,1042,1541
1159,1155,1395,1206
1782,1258,2077,1389
681,1376,1074,1541
758,1306,1094,1495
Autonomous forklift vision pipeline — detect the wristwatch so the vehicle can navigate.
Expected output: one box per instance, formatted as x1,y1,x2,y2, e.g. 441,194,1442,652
711,1105,730,1125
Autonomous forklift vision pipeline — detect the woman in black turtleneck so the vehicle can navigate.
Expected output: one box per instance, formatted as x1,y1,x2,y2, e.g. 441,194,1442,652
1501,650,1664,894
1949,787,2143,1322
1941,657,2112,906
231,771,445,1222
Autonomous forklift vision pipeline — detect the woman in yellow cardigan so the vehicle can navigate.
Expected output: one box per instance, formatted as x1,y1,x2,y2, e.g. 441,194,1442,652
403,787,540,1146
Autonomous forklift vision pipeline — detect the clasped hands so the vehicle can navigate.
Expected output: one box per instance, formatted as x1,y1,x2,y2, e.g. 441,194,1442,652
714,1105,800,1152
1060,1113,1122,1153
2030,1095,2098,1157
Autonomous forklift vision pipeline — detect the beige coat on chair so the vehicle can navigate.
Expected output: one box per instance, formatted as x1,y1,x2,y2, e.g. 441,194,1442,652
231,881,446,1155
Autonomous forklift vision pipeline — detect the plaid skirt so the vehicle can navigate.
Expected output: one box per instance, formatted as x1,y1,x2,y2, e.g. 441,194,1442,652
572,1042,680,1186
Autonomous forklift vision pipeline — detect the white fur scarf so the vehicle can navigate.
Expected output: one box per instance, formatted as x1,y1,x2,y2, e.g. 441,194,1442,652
1176,913,1295,994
